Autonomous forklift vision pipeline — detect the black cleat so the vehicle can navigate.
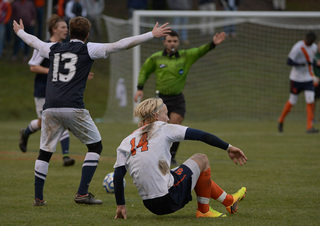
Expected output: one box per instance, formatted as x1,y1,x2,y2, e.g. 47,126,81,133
63,157,75,167
306,127,319,134
19,129,29,152
278,122,283,133
33,198,47,206
74,193,103,205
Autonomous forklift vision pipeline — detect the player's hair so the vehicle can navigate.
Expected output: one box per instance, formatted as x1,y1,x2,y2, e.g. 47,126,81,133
134,98,164,127
69,16,91,41
47,14,65,36
305,31,317,46
164,30,179,40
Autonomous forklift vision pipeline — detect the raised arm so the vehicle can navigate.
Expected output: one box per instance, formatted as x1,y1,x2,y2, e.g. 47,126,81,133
13,19,51,58
88,22,171,59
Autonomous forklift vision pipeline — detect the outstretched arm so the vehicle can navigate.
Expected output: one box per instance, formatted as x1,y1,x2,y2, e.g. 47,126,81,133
88,22,171,59
13,19,51,58
185,128,247,165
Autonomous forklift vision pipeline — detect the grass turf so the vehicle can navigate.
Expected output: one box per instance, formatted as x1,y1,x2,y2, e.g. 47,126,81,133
1,120,319,225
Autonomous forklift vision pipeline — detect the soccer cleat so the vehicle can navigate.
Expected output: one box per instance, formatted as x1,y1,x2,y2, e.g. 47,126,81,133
74,193,103,205
19,129,29,153
226,187,246,214
278,122,283,133
63,157,75,167
306,127,319,134
33,198,47,206
196,206,227,218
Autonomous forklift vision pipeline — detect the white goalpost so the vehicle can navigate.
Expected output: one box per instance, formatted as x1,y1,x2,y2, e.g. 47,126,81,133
102,11,320,123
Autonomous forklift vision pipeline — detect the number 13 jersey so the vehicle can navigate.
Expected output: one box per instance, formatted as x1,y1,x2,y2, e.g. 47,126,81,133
44,41,94,109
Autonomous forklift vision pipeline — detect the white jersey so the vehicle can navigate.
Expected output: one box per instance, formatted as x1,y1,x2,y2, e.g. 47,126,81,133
288,40,317,82
114,121,188,200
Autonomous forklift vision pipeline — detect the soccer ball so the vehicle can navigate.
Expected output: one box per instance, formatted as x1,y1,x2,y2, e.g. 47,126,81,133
103,172,126,194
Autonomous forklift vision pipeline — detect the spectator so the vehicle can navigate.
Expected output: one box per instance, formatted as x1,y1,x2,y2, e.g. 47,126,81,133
167,0,193,45
273,0,286,11
34,0,44,39
198,0,216,35
11,0,36,61
151,0,167,24
0,0,12,58
83,0,104,42
64,0,86,23
127,0,148,19
219,0,240,38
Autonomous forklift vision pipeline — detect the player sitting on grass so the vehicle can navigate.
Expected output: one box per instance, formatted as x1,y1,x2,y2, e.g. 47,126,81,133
113,98,247,219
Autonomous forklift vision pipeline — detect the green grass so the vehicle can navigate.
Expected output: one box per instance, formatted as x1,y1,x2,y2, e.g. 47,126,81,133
1,120,320,225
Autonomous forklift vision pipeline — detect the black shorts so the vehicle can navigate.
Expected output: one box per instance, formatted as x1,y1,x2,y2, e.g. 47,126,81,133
159,93,186,118
143,164,193,215
290,80,314,95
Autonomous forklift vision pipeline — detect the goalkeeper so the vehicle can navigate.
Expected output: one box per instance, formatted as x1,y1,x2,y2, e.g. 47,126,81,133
134,30,226,165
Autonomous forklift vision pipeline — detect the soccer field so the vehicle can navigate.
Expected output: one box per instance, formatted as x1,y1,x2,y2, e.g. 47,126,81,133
1,120,319,225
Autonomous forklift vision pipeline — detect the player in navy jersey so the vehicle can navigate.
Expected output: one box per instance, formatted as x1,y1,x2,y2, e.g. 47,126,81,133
19,14,76,167
13,16,171,206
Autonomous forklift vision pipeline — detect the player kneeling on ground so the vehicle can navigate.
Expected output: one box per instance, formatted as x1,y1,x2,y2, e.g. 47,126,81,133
113,98,247,219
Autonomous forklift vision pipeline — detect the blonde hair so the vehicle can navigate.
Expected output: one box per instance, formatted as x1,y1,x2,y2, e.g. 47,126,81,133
134,98,164,127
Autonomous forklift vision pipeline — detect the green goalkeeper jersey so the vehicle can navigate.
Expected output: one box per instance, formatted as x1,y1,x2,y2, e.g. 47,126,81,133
138,42,215,95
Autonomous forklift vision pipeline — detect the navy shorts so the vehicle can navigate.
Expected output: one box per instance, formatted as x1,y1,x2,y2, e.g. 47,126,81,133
143,164,193,215
159,93,186,118
290,80,314,95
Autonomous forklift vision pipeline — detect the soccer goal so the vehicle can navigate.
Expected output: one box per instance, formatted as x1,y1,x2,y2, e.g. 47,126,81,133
102,11,320,123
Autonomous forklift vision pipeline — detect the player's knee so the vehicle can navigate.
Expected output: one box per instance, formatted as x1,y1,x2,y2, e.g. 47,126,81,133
37,149,53,163
87,141,103,155
191,153,209,171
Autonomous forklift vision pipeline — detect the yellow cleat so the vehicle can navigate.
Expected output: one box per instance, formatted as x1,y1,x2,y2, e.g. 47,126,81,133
226,187,246,214
196,207,227,218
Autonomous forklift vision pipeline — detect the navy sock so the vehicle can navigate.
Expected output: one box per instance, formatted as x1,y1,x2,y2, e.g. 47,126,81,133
77,152,100,195
60,137,70,157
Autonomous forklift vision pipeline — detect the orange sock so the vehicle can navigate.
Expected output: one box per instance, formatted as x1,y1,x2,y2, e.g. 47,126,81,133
194,168,211,213
279,101,293,123
307,103,315,129
210,180,233,207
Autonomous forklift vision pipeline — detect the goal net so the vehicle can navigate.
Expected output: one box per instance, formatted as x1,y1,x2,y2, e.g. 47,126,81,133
102,11,320,123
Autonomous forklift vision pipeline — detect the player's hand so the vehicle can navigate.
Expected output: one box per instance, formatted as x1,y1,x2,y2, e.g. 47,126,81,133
13,19,24,34
115,205,127,219
134,90,143,103
152,22,171,38
227,146,247,165
213,32,226,45
313,76,319,87
87,72,94,80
